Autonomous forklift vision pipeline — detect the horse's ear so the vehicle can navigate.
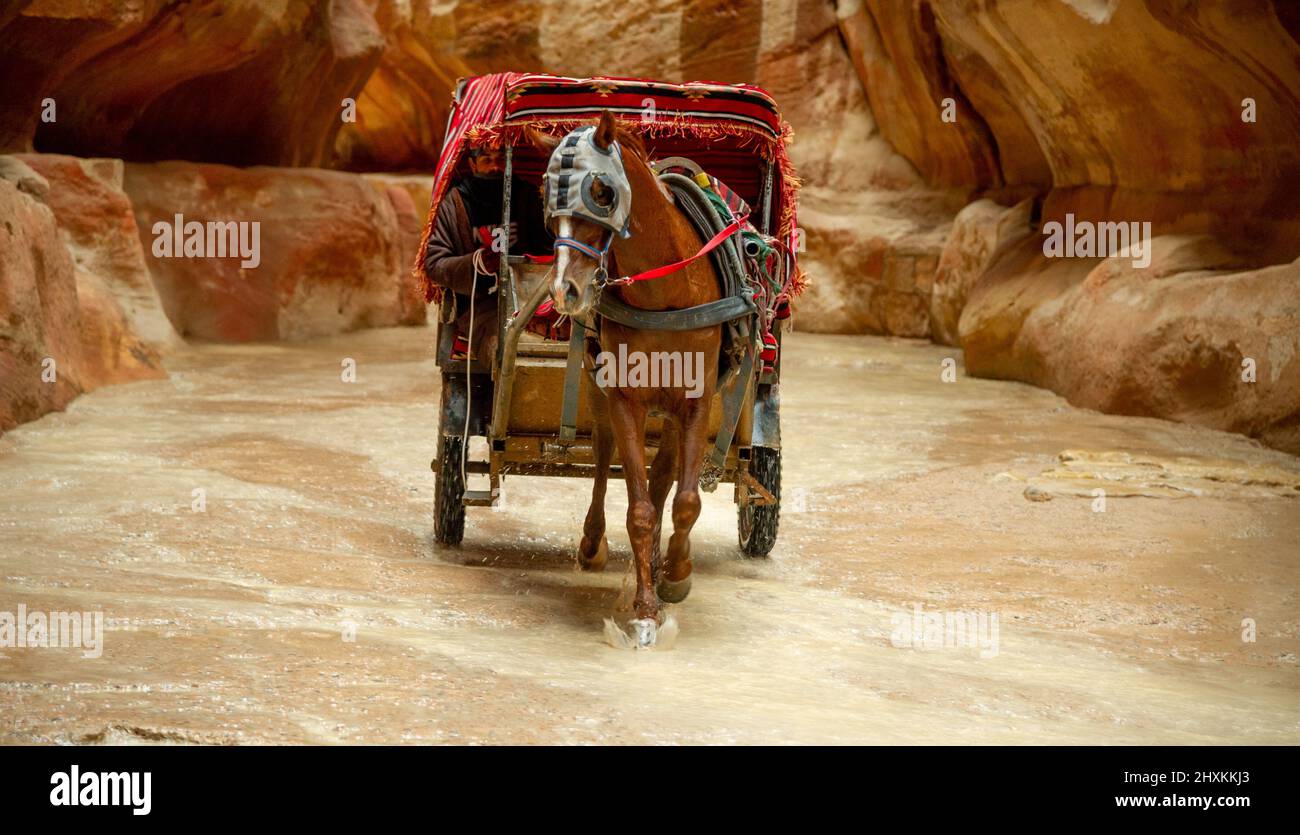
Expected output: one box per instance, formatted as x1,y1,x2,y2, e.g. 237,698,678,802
527,127,560,155
594,110,617,151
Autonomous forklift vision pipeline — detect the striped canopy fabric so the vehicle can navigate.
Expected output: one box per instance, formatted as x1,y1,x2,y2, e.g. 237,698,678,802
501,74,784,138
415,73,801,303
426,72,524,227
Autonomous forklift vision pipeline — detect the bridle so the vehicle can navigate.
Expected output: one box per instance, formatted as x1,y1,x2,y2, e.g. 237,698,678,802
554,212,747,291
552,229,614,288
546,128,745,294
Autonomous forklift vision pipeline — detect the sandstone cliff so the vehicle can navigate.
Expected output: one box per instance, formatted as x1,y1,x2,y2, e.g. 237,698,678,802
1,0,1297,450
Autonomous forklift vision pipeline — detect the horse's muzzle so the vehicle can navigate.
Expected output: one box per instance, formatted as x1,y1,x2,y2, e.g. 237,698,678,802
552,273,595,318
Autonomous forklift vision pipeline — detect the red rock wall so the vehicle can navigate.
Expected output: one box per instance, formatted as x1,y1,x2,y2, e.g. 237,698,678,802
122,161,425,342
0,168,84,431
1,0,384,168
2,0,1299,450
16,154,178,348
0,158,165,434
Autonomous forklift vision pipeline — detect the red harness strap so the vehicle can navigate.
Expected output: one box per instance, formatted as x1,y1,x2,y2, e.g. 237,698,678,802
606,214,747,286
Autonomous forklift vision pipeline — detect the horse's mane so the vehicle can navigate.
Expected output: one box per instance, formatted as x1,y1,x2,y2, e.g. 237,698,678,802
613,123,648,164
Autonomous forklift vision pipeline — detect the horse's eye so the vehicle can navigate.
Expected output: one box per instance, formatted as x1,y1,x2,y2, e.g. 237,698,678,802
590,175,614,208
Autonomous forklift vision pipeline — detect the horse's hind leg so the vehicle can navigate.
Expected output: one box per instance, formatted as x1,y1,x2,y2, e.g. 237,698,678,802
578,388,611,571
647,419,680,581
658,397,710,604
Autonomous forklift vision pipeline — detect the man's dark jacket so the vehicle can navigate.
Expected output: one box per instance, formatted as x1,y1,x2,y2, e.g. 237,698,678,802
423,177,551,356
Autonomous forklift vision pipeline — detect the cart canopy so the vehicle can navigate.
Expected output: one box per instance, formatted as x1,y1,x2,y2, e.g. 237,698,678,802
415,72,802,302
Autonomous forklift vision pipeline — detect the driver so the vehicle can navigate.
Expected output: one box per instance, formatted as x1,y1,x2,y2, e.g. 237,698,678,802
422,144,554,360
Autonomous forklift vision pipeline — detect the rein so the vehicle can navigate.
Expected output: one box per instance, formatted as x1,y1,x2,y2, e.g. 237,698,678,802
553,214,747,288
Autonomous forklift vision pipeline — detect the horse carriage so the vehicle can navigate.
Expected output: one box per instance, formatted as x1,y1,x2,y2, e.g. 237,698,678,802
417,73,802,639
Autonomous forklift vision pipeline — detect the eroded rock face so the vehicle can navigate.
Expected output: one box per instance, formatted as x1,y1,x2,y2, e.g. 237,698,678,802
796,189,956,336
835,0,1006,190
0,158,164,433
362,172,436,327
929,197,1033,345
834,0,1300,450
840,1,1300,244
1,0,950,338
16,153,178,348
123,162,425,342
3,0,1299,453
72,268,167,392
960,236,1300,453
3,0,385,168
0,172,84,430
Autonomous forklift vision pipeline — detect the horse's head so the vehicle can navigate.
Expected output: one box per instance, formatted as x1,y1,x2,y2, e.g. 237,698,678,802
534,111,634,318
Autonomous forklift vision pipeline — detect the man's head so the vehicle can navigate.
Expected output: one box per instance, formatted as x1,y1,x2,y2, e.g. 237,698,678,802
467,145,505,179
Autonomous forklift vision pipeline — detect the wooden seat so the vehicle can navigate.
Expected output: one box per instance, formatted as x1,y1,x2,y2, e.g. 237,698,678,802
516,330,568,358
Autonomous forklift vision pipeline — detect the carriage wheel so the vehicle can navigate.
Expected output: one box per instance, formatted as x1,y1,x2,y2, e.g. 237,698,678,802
434,435,466,545
738,447,780,557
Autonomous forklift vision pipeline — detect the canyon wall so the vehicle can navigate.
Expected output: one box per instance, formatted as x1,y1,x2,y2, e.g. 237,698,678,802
0,0,948,339
0,156,165,434
1,0,1298,450
859,0,1300,450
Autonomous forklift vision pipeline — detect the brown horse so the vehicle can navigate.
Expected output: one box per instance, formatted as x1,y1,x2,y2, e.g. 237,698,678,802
532,112,724,645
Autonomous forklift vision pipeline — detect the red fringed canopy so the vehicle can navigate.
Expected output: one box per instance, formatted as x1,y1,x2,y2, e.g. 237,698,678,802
414,73,803,304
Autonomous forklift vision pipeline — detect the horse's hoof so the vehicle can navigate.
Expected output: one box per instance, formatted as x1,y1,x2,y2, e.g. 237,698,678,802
656,574,692,604
576,536,608,572
629,618,658,648
603,614,679,650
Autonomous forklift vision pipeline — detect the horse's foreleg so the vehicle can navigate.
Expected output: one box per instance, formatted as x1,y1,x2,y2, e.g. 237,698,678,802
658,395,711,604
606,392,658,624
647,419,680,581
578,389,611,571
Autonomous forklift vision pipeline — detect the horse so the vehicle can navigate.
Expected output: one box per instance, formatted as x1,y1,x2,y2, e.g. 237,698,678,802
530,111,725,646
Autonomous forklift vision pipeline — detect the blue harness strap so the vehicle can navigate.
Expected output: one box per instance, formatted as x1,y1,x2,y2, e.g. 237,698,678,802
553,232,612,284
553,233,611,260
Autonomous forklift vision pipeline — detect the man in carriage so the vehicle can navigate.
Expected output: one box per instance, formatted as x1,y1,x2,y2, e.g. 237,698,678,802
421,142,555,361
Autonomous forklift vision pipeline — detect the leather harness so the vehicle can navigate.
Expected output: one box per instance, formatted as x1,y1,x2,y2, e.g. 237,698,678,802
556,172,758,489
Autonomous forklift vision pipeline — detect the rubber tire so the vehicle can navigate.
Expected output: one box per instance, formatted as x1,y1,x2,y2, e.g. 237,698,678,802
738,447,780,557
435,435,466,545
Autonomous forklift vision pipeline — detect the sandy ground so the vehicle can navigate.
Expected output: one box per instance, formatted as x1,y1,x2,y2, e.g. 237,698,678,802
1,326,1297,744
